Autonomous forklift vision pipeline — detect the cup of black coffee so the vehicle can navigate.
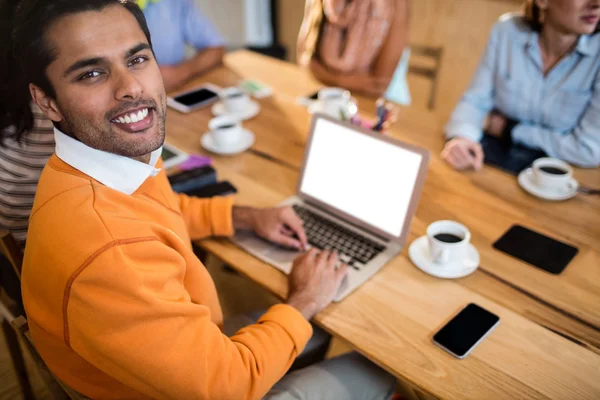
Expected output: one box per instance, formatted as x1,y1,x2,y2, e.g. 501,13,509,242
532,158,574,192
317,87,357,120
426,221,471,265
220,87,251,113
208,115,242,149
433,233,464,243
539,166,567,175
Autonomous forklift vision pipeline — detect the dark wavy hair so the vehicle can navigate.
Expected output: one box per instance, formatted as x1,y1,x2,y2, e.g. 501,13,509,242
0,0,34,145
524,0,600,33
1,0,152,144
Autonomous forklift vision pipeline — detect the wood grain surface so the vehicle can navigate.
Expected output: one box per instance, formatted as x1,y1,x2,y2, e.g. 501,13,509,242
164,51,600,399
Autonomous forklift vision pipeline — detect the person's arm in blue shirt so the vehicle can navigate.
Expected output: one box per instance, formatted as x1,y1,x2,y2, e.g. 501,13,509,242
161,0,226,92
441,23,502,171
445,24,499,142
509,70,600,168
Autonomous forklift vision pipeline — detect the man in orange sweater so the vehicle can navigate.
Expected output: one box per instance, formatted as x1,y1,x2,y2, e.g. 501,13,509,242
16,0,395,399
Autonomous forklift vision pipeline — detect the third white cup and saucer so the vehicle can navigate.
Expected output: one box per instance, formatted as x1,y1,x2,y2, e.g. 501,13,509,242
518,158,579,201
307,87,358,120
409,220,480,279
212,87,261,121
201,115,255,156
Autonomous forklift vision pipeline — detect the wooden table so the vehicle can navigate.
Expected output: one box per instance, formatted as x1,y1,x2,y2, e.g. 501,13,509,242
165,51,600,399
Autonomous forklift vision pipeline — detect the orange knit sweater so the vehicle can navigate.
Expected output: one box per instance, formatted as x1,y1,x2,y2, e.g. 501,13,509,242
22,155,312,399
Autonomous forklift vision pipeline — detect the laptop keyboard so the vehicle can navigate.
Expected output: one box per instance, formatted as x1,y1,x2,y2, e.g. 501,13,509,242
293,205,386,270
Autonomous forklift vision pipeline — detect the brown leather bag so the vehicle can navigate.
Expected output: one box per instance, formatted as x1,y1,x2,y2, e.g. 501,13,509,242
298,0,395,73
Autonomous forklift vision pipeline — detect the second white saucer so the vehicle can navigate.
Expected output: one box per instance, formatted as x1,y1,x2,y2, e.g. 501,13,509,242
201,129,255,156
408,236,479,279
212,101,260,121
518,168,578,201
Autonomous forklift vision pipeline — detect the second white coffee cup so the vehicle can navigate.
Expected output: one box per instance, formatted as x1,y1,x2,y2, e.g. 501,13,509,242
317,87,357,120
220,87,251,113
426,220,471,265
532,158,574,192
208,115,243,149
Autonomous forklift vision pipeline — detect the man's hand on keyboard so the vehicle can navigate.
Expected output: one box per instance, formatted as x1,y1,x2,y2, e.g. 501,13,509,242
286,249,349,320
232,206,308,250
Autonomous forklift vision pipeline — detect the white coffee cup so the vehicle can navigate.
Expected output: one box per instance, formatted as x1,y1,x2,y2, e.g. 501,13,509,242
208,115,243,149
317,87,357,120
532,158,575,192
426,220,471,265
220,87,251,113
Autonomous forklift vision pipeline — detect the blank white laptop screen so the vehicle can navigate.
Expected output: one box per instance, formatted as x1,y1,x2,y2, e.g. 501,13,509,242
300,118,422,237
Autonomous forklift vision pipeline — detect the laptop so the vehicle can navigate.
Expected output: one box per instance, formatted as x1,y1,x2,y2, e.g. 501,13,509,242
233,114,430,301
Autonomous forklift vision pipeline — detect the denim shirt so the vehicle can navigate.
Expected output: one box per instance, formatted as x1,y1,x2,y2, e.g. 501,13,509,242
445,14,600,167
143,0,225,66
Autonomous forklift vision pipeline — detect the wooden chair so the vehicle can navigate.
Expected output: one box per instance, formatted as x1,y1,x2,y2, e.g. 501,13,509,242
0,230,34,399
408,45,444,110
1,230,89,400
0,230,23,281
11,316,90,400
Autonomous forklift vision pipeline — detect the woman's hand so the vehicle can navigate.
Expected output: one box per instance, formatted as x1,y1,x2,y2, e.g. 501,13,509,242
441,137,484,171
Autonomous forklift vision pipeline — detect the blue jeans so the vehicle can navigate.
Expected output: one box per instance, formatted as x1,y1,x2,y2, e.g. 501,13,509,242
481,134,546,175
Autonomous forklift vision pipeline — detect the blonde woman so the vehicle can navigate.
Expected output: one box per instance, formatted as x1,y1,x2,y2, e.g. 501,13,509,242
443,0,600,172
298,0,409,97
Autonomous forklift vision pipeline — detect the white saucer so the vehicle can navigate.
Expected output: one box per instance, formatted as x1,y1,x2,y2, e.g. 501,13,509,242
201,129,255,155
212,101,260,121
408,236,479,279
307,100,358,119
518,168,578,201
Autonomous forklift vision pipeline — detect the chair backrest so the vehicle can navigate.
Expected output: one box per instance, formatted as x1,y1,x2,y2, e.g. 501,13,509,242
1,232,90,400
11,316,91,400
407,44,444,110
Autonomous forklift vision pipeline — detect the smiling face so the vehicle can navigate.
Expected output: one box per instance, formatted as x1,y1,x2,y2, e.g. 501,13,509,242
31,4,166,159
538,0,600,35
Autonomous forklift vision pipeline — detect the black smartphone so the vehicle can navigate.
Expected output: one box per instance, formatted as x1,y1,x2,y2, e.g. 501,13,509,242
174,88,218,107
433,303,500,359
168,84,220,113
184,181,237,198
493,225,578,274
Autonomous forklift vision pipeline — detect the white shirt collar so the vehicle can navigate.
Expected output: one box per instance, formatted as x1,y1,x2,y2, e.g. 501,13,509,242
54,127,162,195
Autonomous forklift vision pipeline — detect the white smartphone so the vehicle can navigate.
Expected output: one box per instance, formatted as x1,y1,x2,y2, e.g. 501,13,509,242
167,83,221,113
161,143,188,169
433,303,500,359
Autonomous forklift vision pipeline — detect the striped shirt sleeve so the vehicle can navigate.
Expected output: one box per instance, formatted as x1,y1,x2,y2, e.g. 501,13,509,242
0,105,54,249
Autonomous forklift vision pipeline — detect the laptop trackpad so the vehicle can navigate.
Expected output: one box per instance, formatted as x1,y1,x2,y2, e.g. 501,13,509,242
232,230,298,273
265,246,298,264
